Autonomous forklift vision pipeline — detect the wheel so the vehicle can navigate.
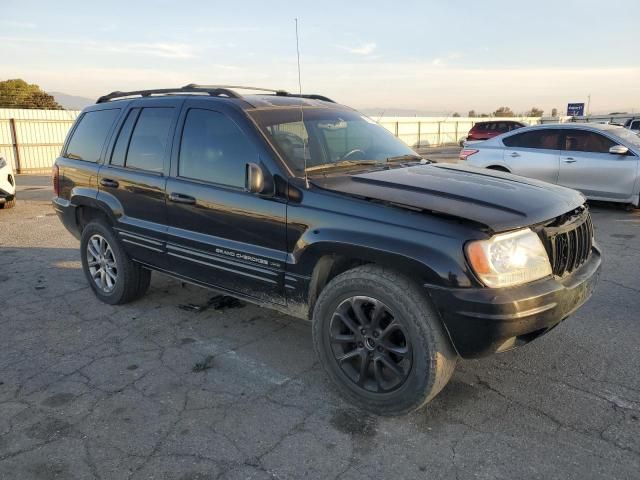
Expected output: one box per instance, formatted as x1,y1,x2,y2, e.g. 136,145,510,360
80,221,151,305
0,196,16,209
312,265,457,415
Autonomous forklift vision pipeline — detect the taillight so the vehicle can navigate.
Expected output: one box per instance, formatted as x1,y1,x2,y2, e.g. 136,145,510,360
52,164,60,196
459,149,479,160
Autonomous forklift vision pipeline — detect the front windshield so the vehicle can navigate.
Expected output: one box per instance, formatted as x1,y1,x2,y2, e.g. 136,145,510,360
249,108,417,174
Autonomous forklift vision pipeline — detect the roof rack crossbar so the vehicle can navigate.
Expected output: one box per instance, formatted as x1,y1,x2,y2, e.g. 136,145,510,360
184,84,291,96
96,85,242,103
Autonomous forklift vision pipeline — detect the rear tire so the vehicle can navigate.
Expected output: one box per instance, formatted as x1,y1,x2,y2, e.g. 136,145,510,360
80,221,151,305
312,265,457,416
0,197,16,209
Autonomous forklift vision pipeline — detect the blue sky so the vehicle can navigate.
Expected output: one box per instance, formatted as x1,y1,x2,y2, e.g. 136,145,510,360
2,0,639,114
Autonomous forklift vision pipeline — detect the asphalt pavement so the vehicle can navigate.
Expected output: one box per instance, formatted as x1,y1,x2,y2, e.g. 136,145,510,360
0,177,638,479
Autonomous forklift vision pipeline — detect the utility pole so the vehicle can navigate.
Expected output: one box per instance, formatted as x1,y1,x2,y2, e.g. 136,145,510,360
586,94,591,116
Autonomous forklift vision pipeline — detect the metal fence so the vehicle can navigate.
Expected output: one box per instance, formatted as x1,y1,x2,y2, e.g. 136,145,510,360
5,108,628,174
0,109,81,174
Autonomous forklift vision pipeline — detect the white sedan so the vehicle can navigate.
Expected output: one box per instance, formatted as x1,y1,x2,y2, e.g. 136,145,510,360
460,123,640,208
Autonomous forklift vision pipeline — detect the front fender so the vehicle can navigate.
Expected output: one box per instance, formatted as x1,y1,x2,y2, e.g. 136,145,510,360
290,227,474,289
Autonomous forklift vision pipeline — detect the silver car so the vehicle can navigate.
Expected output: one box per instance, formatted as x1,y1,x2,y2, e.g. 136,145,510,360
461,123,640,207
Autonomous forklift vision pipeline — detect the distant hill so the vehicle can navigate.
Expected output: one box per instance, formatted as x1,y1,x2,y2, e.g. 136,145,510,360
49,92,94,110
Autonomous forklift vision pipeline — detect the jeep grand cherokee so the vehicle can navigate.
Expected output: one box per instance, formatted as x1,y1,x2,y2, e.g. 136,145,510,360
52,85,601,415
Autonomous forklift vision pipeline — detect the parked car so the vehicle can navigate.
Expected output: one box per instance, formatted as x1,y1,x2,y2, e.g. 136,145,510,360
52,85,601,415
0,156,16,209
466,120,526,142
461,123,640,208
624,117,640,134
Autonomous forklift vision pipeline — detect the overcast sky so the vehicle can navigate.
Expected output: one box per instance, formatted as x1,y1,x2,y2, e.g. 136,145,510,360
1,0,639,114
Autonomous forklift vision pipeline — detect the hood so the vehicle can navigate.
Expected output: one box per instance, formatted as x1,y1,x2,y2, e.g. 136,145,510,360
312,163,585,232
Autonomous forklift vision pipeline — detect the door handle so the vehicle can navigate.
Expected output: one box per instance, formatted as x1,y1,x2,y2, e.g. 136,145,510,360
169,192,196,205
563,158,576,163
100,178,119,188
509,152,520,158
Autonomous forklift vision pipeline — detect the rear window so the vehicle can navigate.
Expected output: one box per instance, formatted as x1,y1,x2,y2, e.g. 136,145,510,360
65,109,120,162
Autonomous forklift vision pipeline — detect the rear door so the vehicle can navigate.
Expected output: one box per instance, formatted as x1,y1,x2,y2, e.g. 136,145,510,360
557,128,639,201
501,129,562,184
164,100,288,304
98,98,182,268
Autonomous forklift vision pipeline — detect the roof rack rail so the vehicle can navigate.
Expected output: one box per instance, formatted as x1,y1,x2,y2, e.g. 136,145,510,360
96,85,242,104
157,84,336,102
96,84,336,104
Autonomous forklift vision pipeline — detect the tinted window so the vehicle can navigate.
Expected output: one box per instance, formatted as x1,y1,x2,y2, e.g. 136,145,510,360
66,109,120,162
179,109,256,187
110,109,140,167
503,129,560,149
563,130,615,153
630,120,640,130
126,108,174,172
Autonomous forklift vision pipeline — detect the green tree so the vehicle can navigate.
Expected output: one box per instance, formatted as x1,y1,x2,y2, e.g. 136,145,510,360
0,79,63,109
468,110,476,117
452,112,460,117
526,107,544,117
551,107,558,117
493,106,514,117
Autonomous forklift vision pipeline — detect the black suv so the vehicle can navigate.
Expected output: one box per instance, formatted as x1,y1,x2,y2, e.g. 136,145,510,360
53,85,601,415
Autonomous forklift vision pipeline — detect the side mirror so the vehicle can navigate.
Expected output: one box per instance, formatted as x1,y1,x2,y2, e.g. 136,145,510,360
245,162,274,195
609,145,629,155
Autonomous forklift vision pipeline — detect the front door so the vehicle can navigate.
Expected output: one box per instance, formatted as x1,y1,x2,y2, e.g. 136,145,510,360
165,102,287,304
557,129,639,201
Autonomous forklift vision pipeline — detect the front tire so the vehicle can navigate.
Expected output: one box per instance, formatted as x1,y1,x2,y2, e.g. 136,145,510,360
312,265,457,415
80,221,151,305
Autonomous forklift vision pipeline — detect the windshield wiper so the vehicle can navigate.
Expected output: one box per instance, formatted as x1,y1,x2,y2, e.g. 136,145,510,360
385,154,427,164
305,159,380,173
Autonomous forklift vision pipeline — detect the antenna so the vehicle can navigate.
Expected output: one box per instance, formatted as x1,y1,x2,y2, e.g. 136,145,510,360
295,18,309,188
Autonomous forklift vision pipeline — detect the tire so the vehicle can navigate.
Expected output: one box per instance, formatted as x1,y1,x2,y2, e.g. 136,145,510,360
0,197,16,209
312,265,457,416
80,221,151,305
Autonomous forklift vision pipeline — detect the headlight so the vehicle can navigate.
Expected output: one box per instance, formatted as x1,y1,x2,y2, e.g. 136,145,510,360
466,228,552,288
0,157,6,169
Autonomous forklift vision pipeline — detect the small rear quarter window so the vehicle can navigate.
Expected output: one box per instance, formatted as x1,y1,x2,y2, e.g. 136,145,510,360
65,109,120,162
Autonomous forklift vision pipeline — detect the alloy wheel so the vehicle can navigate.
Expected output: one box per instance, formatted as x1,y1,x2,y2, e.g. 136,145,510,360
86,234,118,293
329,296,412,393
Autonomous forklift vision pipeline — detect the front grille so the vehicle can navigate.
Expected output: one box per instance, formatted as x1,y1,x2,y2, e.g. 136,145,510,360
543,207,594,277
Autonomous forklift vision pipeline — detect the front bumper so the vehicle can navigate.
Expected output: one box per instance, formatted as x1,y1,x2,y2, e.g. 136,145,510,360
429,245,602,358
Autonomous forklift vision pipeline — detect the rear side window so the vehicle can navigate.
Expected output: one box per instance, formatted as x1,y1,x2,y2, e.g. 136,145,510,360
110,109,140,167
630,120,640,130
126,108,174,172
179,109,256,188
503,130,560,149
563,130,615,153
65,109,120,162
